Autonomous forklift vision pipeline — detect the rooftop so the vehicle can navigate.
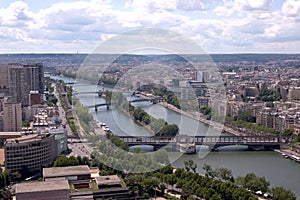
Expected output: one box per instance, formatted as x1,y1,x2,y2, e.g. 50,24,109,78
43,165,90,178
5,133,52,145
0,132,22,139
95,175,121,186
16,180,69,193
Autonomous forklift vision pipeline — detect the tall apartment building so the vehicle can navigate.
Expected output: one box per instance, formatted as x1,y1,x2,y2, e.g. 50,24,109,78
0,96,22,131
0,63,44,106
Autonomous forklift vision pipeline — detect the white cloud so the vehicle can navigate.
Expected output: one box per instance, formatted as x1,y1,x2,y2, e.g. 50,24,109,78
235,0,273,11
0,0,299,53
282,0,300,18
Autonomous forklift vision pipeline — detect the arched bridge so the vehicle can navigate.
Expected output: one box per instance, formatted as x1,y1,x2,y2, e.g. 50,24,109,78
118,135,283,151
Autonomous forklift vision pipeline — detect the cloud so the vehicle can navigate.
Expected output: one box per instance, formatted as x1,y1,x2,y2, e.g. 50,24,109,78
125,0,208,13
282,0,300,18
0,1,35,27
235,0,273,11
0,0,299,53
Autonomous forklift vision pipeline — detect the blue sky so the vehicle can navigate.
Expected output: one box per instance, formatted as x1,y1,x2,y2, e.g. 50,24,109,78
0,0,299,53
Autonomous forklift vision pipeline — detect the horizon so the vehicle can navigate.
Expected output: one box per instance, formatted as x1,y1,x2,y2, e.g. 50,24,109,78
1,52,300,55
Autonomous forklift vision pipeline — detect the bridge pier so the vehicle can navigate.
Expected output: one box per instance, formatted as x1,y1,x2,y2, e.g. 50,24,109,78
95,106,98,112
106,104,109,110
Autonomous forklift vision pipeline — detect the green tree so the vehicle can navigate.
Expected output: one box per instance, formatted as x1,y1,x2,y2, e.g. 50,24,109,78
281,129,293,136
236,173,269,193
184,160,197,173
237,111,256,123
215,167,234,182
22,120,30,128
158,124,179,136
150,118,166,134
141,177,159,195
203,164,217,179
271,187,296,200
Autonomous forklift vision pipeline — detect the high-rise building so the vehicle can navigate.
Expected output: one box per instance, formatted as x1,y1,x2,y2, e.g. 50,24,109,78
2,97,22,131
0,63,44,106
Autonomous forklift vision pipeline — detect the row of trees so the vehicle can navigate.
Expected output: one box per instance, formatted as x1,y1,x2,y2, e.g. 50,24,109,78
202,163,296,200
226,116,280,135
133,107,179,136
153,86,181,109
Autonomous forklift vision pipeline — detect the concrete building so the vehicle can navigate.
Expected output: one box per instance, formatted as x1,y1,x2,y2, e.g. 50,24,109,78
0,63,44,106
95,175,122,188
4,133,57,173
43,165,91,181
16,180,70,200
29,91,41,106
2,97,22,131
288,87,300,101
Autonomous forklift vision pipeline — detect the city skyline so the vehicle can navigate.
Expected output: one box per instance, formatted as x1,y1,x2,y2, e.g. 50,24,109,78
0,0,299,54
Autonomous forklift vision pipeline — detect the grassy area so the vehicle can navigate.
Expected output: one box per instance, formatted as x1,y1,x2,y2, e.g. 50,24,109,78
70,181,99,193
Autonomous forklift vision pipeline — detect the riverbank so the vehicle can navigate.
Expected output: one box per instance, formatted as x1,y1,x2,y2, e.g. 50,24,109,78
157,102,244,136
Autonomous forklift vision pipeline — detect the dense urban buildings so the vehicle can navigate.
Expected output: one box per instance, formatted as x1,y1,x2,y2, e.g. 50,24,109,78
0,63,44,106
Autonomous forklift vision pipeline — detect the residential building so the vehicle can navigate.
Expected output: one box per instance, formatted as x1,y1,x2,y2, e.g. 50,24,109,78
2,97,22,131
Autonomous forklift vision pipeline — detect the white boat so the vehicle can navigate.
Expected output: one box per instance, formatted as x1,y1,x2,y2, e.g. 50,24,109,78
177,142,196,154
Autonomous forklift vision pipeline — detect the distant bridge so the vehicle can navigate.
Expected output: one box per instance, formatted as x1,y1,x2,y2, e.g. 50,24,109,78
73,91,100,95
129,98,153,103
85,103,110,111
129,96,164,104
118,135,282,151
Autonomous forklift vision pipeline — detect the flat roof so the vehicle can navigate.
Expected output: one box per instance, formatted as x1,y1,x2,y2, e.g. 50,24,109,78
95,175,121,186
5,134,53,145
43,165,90,178
0,132,22,139
16,180,69,193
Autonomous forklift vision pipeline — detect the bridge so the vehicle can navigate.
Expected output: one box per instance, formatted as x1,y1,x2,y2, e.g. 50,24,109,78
129,96,164,104
85,103,110,111
129,98,153,103
73,91,100,95
118,135,282,151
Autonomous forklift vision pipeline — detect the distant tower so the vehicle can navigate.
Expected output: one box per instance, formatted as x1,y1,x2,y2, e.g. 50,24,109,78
197,71,203,82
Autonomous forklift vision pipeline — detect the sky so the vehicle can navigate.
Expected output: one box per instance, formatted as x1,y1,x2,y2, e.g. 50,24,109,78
0,0,299,54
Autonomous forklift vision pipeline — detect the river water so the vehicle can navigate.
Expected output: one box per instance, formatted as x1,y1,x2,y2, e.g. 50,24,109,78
52,76,300,198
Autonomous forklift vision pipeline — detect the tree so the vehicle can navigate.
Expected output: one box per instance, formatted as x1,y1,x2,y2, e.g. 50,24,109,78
141,177,159,195
271,187,296,200
166,174,177,189
281,129,293,136
236,173,269,193
237,111,256,123
203,164,217,179
53,156,80,167
200,106,212,115
150,118,166,134
184,160,197,173
216,167,234,182
22,120,30,128
158,124,179,136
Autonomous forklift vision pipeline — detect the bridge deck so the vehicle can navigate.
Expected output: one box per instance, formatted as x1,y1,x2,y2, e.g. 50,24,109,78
118,135,282,149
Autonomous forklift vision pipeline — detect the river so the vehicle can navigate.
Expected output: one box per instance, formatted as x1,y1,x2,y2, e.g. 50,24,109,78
52,75,300,198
